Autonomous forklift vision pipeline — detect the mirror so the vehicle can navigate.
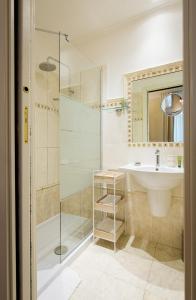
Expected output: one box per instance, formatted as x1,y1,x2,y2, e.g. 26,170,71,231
127,64,183,143
148,87,183,142
161,93,183,116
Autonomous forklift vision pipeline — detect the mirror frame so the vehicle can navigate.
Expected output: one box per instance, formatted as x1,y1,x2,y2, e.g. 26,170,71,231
124,61,183,147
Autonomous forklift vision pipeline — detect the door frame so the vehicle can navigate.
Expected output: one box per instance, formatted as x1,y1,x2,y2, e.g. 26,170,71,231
0,0,195,299
17,0,34,299
15,0,196,299
0,0,16,299
184,0,196,299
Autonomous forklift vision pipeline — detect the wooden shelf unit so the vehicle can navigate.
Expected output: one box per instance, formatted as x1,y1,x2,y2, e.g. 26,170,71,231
93,170,126,251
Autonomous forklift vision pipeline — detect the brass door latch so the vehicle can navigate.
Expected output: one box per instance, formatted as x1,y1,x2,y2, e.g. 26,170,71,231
24,106,28,144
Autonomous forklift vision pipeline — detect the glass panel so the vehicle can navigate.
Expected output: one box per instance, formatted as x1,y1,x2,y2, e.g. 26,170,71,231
59,35,101,261
33,29,61,294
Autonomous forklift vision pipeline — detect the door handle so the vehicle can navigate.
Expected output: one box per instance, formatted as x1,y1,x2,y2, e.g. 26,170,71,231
24,106,28,144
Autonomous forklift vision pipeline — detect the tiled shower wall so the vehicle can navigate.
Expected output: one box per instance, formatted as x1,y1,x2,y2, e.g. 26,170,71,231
61,186,93,220
34,103,59,189
33,31,60,225
36,185,60,224
33,31,101,225
34,97,59,224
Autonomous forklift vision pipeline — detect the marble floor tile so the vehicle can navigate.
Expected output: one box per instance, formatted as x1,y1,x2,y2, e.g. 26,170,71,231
71,273,144,300
71,259,104,283
148,260,184,291
109,249,152,287
69,238,184,300
70,243,112,274
145,283,184,300
143,290,167,300
71,239,152,290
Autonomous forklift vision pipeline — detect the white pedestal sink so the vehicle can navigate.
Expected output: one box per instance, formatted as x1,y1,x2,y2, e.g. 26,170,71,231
120,164,183,217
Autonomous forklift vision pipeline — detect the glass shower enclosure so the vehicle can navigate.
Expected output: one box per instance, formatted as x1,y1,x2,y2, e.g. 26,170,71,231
33,28,101,294
59,35,102,261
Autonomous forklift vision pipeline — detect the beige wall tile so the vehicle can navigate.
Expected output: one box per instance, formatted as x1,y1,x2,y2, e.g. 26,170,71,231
81,186,93,219
36,108,47,148
36,148,47,188
127,187,184,250
60,186,93,219
47,148,59,185
47,110,59,148
36,185,60,225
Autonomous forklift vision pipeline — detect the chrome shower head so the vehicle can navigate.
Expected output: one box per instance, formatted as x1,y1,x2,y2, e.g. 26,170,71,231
39,61,56,72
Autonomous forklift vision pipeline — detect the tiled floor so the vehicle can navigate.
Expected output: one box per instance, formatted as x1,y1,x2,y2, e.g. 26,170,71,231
69,235,184,300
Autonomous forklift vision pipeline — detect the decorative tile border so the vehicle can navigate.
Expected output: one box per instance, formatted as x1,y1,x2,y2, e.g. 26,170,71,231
35,102,59,113
35,100,102,112
101,98,128,113
90,103,102,110
101,98,125,108
124,61,183,147
128,142,183,147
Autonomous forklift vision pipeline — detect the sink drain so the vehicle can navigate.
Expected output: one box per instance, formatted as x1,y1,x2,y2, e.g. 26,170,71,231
54,245,68,255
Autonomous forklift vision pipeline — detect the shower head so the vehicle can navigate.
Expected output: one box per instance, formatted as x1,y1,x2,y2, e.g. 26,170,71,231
39,61,56,72
39,56,70,73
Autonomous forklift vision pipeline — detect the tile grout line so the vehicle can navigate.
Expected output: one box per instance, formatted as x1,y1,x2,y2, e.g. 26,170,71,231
95,268,148,299
97,245,156,297
142,241,158,297
69,279,82,299
70,240,184,299
147,241,157,281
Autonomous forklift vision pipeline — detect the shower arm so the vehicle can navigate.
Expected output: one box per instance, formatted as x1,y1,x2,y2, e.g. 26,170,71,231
47,56,71,71
35,27,69,42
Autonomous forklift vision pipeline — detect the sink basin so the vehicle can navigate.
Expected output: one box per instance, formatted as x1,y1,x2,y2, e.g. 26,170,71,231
121,164,183,190
120,164,183,217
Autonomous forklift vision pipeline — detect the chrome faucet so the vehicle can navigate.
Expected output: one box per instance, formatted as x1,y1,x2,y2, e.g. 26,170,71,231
155,149,160,171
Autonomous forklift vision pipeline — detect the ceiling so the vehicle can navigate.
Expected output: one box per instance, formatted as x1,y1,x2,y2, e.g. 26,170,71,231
35,0,181,43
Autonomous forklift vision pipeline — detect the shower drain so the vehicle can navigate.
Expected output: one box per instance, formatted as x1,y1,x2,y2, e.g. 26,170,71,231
54,245,68,255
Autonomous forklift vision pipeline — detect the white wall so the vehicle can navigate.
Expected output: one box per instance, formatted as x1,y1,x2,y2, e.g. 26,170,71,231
78,3,182,100
77,3,183,170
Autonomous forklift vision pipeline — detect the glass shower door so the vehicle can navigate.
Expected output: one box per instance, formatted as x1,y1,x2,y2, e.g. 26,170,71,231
33,29,61,295
59,35,101,261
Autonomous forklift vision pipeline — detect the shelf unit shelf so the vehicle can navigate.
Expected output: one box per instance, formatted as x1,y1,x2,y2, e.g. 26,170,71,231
93,170,126,251
94,170,125,185
94,217,125,243
94,194,124,214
